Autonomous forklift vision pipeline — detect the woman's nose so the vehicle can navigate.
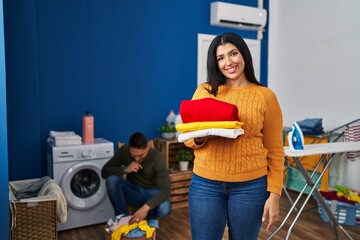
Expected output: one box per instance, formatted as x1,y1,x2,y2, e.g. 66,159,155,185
225,56,232,65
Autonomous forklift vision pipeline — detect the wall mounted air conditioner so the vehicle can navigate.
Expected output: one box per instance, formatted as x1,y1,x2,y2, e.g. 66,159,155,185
210,2,267,31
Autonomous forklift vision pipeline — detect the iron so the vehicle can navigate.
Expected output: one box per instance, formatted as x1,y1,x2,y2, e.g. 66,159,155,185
288,121,304,151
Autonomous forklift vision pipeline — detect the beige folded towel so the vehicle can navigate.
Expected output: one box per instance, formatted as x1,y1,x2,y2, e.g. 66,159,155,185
38,179,68,223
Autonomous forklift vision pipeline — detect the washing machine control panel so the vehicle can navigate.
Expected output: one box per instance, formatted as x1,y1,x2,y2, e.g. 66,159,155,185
49,138,114,163
78,149,106,160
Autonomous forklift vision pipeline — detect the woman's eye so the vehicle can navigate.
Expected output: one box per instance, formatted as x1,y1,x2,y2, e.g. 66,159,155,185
217,57,223,62
232,51,238,56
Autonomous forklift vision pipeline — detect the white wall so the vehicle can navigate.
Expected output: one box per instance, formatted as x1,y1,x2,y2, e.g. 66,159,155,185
268,0,360,130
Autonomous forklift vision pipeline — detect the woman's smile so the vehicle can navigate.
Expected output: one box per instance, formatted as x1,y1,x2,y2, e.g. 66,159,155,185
226,65,238,74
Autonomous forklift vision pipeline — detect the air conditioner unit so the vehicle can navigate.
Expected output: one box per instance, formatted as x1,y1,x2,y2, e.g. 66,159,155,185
210,2,267,31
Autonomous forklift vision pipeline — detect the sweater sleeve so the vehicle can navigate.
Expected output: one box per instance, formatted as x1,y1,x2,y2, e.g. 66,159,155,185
261,88,285,195
101,146,129,178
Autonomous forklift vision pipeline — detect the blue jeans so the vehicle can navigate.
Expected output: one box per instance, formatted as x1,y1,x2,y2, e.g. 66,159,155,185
105,175,171,219
189,174,269,240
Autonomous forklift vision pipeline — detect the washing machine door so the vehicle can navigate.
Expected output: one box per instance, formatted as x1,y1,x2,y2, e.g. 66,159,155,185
60,161,107,210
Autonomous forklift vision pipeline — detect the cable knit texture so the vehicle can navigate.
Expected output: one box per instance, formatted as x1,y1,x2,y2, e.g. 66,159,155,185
184,83,284,195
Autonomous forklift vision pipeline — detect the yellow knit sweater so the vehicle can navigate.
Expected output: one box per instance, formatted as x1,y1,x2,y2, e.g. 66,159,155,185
184,83,284,195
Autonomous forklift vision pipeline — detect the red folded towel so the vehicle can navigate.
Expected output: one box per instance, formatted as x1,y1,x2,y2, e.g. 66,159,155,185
180,98,239,123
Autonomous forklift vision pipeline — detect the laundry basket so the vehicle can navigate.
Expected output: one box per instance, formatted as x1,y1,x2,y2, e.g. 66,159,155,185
317,199,360,226
9,178,57,240
104,224,156,240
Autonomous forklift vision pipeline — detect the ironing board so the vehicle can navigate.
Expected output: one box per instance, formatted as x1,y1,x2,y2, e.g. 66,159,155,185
268,141,360,240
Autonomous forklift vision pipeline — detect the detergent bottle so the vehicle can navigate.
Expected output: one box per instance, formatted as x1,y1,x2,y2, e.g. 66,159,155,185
82,111,94,143
166,110,176,124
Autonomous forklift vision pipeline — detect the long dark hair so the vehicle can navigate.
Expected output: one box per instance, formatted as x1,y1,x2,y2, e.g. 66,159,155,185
206,32,261,96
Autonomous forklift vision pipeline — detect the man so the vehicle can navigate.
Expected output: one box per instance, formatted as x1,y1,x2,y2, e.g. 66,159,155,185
101,132,171,224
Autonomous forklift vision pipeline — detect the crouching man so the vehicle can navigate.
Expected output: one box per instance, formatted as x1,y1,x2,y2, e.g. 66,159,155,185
101,132,171,224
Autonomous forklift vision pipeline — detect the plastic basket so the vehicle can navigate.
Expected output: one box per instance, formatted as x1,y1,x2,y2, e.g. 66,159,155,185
318,199,360,226
9,179,57,240
285,166,321,194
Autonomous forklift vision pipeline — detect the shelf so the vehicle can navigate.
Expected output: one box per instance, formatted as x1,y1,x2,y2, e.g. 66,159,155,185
154,138,192,168
169,171,193,209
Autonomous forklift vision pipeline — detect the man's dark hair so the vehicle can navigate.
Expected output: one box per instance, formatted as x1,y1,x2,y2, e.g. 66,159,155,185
129,132,148,149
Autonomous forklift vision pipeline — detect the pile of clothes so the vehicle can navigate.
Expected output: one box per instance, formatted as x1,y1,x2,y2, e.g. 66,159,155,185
176,98,244,142
105,214,158,240
296,118,324,136
47,131,82,146
320,185,360,205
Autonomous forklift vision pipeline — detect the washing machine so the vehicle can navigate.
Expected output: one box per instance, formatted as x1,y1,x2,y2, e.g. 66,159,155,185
47,138,115,231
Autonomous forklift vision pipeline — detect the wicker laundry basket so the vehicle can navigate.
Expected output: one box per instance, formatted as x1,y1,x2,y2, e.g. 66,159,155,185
9,179,58,240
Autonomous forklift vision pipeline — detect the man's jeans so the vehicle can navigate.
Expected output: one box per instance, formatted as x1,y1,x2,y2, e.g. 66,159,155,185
189,174,269,240
105,175,171,219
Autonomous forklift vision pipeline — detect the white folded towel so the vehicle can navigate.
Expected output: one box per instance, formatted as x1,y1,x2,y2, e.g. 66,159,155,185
177,128,244,143
49,130,76,137
48,131,82,146
50,135,82,141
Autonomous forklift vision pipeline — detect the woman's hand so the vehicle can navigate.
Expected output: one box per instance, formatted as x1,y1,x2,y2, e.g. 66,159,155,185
194,136,213,145
262,192,280,231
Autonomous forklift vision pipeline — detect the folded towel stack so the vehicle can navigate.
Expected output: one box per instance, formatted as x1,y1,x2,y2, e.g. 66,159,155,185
180,98,240,123
47,131,82,146
177,98,244,142
297,118,324,136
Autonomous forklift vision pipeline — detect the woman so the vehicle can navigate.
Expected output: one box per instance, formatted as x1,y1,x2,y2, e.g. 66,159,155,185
185,32,284,240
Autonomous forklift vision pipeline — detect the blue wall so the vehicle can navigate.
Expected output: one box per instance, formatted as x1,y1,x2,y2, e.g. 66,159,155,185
4,0,269,181
0,0,9,237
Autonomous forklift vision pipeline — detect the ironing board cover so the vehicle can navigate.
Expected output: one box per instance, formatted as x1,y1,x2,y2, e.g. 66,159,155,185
285,142,360,157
